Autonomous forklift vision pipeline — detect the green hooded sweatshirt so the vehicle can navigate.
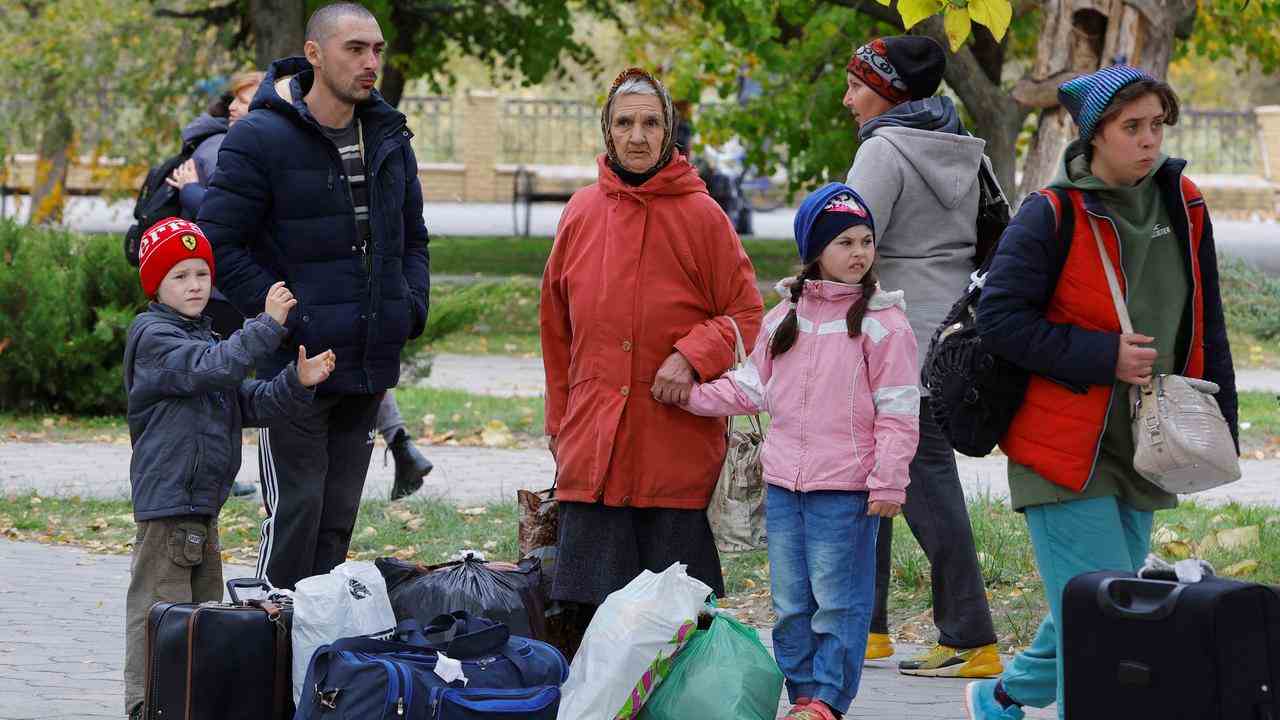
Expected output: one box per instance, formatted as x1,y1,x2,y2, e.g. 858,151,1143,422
1008,140,1185,512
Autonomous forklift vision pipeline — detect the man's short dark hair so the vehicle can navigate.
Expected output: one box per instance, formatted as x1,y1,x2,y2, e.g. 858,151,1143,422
305,2,376,44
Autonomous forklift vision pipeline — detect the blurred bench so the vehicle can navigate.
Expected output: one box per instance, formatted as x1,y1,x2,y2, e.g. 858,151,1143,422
508,164,596,236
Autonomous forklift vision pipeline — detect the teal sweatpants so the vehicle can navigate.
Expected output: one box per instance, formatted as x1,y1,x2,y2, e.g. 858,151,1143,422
1000,496,1154,718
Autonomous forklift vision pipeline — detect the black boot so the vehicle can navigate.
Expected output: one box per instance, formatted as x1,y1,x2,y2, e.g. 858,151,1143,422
388,428,433,501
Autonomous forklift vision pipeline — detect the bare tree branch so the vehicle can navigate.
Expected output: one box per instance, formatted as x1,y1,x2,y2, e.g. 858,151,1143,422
1012,69,1082,108
154,2,240,26
823,0,904,29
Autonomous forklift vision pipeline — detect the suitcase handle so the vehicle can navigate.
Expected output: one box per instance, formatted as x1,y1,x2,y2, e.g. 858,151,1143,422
1097,577,1185,621
226,577,272,604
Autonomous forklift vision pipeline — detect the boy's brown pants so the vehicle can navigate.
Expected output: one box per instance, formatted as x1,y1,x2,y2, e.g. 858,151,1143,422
123,515,222,715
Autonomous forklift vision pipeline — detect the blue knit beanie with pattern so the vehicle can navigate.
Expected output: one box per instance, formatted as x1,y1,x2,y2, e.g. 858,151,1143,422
1058,64,1156,141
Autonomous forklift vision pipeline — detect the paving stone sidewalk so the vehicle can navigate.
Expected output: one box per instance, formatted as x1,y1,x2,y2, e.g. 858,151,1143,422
0,540,1053,720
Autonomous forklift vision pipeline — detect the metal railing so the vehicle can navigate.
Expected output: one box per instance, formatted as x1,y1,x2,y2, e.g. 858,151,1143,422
499,98,600,166
1163,109,1262,176
399,95,457,163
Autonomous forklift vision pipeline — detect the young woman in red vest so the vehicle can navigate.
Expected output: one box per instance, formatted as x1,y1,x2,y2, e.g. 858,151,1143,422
965,66,1239,719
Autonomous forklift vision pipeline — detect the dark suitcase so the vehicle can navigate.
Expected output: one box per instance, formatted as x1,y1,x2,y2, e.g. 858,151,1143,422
1063,571,1280,720
144,578,293,720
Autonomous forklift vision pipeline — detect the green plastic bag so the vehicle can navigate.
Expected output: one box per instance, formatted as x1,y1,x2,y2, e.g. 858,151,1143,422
637,612,784,720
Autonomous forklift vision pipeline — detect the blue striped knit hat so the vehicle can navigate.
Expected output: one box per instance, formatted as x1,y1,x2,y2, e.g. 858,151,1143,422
1058,65,1156,141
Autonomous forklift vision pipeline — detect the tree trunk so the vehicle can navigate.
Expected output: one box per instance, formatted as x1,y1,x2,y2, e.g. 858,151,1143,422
1015,0,1192,200
380,62,407,109
251,0,305,68
29,110,73,227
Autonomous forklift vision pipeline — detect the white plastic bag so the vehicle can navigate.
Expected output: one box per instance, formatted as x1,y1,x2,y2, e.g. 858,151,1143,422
557,563,711,720
291,560,397,703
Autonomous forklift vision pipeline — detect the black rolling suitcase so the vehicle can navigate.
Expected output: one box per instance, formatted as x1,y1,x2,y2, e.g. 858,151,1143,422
1063,571,1280,719
144,578,294,720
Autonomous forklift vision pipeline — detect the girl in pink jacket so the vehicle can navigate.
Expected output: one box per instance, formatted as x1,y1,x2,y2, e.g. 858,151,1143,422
680,183,920,720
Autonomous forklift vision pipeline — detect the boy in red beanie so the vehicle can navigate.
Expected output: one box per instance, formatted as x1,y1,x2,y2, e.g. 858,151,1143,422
121,217,336,719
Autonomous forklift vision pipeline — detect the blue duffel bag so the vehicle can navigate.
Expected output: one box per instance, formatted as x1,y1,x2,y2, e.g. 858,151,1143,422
428,686,560,719
295,612,568,719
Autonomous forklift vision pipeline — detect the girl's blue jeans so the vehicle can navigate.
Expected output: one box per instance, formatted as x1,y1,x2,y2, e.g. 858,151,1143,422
767,484,879,714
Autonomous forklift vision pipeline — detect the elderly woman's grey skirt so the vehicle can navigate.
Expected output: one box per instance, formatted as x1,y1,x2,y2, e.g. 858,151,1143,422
550,500,726,606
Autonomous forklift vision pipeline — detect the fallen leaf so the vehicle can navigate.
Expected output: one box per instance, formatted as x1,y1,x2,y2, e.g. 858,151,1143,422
360,526,377,538
29,496,42,505
41,417,55,428
483,540,498,550
458,507,488,516
1161,540,1191,559
393,548,416,560
481,420,513,448
405,517,424,532
388,509,414,523
0,337,10,355
89,517,108,531
1153,525,1182,544
1223,559,1259,576
1210,514,1230,526
1216,526,1260,551
382,545,397,552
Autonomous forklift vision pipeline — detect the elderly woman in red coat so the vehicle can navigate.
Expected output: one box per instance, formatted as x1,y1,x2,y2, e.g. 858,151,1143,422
540,67,764,636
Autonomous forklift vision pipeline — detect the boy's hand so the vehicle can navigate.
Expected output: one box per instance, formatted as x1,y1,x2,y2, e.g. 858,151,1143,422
868,500,901,518
297,346,335,387
265,281,296,326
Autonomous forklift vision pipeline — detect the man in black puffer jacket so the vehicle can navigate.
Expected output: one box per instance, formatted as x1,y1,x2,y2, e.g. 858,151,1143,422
198,2,430,590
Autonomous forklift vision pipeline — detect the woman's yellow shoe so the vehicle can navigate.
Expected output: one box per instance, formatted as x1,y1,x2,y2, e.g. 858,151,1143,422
864,632,895,660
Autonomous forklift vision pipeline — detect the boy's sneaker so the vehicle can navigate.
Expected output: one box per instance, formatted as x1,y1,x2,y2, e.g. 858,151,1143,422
865,631,894,660
899,643,1003,677
965,680,1025,720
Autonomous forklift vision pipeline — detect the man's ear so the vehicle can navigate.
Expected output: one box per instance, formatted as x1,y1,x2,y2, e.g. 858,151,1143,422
303,39,322,67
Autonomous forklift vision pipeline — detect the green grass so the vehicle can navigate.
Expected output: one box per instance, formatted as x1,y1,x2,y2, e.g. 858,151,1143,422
0,387,545,446
1239,391,1280,454
5,492,1277,649
429,235,800,282
394,386,544,442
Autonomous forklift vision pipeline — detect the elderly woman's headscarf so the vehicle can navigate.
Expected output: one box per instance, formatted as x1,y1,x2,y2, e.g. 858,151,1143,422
600,67,679,175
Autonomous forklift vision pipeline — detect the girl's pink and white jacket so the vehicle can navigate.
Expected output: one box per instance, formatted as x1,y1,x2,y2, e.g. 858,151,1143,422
683,279,920,504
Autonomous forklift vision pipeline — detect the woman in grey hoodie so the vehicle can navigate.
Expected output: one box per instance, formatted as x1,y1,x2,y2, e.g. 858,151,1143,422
843,35,1001,679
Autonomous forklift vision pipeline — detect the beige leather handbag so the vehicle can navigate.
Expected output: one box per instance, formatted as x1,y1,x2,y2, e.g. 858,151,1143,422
706,317,767,553
1087,214,1241,494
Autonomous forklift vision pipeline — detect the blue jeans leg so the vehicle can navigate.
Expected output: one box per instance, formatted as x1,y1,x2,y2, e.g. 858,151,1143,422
767,484,818,704
1000,496,1154,718
766,485,878,715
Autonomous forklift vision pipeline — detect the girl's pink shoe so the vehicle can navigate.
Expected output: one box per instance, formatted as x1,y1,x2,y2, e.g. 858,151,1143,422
783,699,838,720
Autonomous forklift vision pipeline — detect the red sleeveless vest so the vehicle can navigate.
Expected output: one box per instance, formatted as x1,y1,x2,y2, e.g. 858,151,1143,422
1000,178,1207,492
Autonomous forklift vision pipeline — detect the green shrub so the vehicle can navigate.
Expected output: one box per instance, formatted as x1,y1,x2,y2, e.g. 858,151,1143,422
405,278,541,356
1219,258,1280,340
0,220,145,413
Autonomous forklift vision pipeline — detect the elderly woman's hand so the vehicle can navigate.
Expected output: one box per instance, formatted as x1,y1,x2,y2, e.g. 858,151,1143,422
652,351,695,405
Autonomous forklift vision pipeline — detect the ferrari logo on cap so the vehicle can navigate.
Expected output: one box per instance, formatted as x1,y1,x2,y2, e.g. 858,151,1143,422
181,234,197,251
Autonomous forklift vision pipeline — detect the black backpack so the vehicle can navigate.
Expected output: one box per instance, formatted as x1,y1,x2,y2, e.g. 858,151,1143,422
123,130,221,266
922,186,1073,457
973,156,1011,267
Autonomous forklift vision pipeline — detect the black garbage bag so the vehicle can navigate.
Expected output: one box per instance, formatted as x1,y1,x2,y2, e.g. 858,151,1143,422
376,554,548,640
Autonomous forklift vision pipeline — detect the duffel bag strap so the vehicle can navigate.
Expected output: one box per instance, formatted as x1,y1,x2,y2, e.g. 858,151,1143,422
425,612,511,657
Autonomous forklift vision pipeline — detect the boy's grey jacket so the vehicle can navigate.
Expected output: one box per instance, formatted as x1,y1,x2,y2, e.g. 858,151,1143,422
846,98,986,383
123,303,314,521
